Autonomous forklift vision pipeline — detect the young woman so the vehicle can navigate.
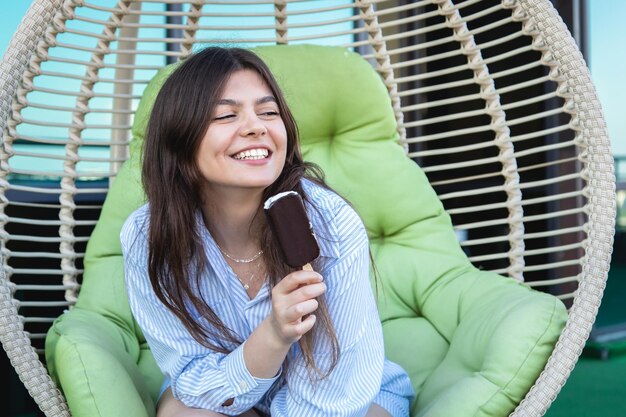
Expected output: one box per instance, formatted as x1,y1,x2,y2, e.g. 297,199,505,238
120,46,414,417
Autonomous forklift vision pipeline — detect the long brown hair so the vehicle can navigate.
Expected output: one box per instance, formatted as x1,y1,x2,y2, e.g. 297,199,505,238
142,46,339,380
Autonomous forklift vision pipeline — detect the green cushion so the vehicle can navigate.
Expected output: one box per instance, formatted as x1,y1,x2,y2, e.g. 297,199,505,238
45,44,567,417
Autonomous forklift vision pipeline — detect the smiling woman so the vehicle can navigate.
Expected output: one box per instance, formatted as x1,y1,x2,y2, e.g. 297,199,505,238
122,46,414,417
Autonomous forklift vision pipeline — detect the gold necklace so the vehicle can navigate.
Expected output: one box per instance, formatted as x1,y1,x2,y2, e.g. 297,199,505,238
216,243,263,264
235,270,256,291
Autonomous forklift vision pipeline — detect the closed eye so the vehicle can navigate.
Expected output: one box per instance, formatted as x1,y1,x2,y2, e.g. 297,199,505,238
214,114,236,121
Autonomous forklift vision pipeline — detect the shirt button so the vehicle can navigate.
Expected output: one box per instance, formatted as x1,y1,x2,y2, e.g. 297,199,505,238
239,381,248,390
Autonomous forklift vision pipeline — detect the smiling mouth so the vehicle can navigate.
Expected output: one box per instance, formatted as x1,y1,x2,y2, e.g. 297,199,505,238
232,148,270,160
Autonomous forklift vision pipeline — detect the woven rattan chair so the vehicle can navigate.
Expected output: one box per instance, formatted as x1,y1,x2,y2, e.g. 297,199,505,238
0,1,615,416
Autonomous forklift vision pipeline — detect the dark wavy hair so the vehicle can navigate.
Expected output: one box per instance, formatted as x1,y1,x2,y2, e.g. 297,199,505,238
141,46,339,380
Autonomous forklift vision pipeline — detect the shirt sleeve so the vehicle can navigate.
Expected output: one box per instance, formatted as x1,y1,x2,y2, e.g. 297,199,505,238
120,212,279,415
270,203,386,417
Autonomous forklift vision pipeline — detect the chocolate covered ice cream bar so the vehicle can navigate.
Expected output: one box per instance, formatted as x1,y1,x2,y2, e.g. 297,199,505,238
264,191,320,270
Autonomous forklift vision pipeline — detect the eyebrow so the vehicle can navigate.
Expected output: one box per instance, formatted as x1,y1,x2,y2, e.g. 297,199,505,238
216,96,277,106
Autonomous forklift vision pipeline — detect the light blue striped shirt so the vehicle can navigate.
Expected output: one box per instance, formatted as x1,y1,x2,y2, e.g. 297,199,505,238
121,179,414,417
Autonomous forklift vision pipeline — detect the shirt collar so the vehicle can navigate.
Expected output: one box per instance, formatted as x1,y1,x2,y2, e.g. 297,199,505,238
305,202,340,261
315,232,340,260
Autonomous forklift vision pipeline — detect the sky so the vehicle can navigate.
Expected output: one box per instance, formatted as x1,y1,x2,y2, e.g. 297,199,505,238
0,1,30,55
1,1,625,160
588,1,626,158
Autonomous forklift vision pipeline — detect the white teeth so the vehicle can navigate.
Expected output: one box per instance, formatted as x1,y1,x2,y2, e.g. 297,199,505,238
233,148,269,160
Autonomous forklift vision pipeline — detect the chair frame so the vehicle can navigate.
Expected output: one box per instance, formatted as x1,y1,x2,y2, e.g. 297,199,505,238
0,1,615,416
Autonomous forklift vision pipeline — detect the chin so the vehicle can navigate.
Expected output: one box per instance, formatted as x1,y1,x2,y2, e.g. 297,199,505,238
253,173,282,187
241,178,277,189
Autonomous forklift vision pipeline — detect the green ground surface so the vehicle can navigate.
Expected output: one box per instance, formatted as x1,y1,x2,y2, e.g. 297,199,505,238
545,258,626,417
545,353,626,417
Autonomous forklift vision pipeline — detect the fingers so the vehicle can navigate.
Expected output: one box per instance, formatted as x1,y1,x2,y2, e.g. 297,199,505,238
269,311,317,346
271,281,325,322
272,270,325,312
273,270,323,295
291,281,326,303
271,277,325,319
269,271,326,345
297,313,317,336
284,298,319,323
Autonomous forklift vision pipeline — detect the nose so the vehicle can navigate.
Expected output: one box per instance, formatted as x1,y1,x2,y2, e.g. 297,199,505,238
239,114,267,137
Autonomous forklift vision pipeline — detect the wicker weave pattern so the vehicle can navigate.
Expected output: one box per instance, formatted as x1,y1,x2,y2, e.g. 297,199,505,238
505,0,615,415
0,1,616,416
433,0,526,280
0,262,70,416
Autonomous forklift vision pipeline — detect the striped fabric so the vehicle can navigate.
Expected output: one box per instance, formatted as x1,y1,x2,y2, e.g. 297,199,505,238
121,179,414,416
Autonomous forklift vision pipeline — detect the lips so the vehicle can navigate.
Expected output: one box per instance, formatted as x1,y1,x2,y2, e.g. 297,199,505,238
232,148,270,160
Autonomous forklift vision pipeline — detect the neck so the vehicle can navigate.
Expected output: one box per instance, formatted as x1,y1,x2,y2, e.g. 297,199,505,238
201,187,265,256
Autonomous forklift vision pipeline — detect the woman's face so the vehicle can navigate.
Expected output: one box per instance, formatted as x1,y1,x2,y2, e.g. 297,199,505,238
196,69,288,196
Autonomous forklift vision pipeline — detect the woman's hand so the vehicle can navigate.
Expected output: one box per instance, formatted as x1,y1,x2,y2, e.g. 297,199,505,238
243,270,325,380
268,270,326,347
